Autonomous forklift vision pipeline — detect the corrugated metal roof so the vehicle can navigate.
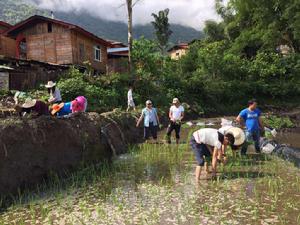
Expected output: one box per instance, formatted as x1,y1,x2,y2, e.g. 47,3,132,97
107,47,129,53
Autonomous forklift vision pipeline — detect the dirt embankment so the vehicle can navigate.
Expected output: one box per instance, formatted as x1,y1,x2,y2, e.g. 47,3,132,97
0,112,142,196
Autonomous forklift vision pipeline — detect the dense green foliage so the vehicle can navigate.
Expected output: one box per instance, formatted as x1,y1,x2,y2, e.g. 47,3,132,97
54,0,300,116
133,0,300,115
151,9,173,53
0,0,202,43
56,68,130,112
134,0,300,115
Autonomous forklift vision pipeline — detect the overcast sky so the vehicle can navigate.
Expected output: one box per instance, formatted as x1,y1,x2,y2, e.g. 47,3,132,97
30,0,223,30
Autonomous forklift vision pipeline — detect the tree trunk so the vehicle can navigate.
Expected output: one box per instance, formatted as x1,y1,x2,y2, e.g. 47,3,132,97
126,0,133,75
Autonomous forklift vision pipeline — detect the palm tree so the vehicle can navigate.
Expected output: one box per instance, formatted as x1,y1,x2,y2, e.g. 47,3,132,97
151,9,173,54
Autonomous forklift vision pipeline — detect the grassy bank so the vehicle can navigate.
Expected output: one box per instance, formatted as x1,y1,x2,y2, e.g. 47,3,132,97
0,140,299,225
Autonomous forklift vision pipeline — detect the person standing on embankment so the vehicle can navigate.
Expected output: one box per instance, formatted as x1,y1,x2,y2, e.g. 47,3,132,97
166,98,184,144
236,99,264,155
127,85,136,112
136,100,160,142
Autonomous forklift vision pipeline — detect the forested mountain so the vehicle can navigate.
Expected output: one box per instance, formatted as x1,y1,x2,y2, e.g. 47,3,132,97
0,0,203,43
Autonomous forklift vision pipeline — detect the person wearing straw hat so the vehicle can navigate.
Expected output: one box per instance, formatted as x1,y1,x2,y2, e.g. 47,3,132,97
136,100,160,141
45,81,62,104
15,98,49,117
51,102,72,117
190,128,235,182
219,127,246,163
166,98,184,144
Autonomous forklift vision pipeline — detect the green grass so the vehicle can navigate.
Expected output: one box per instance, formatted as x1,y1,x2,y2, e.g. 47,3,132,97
0,142,299,225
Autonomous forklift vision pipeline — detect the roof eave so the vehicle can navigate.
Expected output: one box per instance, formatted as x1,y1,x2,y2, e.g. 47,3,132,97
4,15,112,47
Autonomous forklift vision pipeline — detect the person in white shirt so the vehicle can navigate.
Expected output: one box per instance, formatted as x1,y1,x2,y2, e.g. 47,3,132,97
45,81,62,104
166,98,184,144
127,86,136,112
190,128,235,182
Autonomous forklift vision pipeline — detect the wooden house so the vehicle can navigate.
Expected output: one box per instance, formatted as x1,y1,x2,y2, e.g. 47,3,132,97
168,43,189,60
0,21,12,34
107,41,128,74
4,15,111,74
0,21,16,58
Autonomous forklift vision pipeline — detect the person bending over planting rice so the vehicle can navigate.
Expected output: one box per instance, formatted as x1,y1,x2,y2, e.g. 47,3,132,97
51,102,72,117
218,126,246,160
15,98,50,117
190,128,244,182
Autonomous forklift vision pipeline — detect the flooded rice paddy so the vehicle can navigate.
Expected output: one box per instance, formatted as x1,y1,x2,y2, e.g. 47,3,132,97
0,125,300,225
276,131,300,149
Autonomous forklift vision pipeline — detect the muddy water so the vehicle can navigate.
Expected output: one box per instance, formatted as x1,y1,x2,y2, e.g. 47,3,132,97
164,118,300,149
276,131,300,148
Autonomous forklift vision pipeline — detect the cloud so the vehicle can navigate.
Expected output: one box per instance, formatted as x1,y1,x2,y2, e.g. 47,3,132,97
29,0,222,30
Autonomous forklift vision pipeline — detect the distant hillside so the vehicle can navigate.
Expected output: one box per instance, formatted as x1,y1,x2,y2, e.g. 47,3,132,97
0,0,203,43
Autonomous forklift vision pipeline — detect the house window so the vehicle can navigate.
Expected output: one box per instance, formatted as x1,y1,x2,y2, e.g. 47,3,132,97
94,45,101,62
47,23,52,33
79,43,85,61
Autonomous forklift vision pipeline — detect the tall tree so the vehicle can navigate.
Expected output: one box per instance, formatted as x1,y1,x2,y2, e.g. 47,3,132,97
151,9,173,54
219,0,300,53
203,20,225,42
126,0,133,74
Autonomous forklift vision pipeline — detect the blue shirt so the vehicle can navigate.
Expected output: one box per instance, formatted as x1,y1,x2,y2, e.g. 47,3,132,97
239,108,261,132
142,107,158,127
57,102,72,116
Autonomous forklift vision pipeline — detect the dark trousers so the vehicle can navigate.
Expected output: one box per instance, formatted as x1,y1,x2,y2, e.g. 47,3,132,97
166,121,181,143
241,130,260,155
144,122,158,140
190,136,211,166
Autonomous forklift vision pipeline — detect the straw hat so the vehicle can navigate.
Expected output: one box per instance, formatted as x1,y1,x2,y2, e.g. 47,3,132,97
172,98,179,104
51,103,64,115
225,127,245,146
45,81,56,88
22,98,37,108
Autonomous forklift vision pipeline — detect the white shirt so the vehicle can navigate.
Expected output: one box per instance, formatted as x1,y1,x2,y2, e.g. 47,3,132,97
193,128,222,150
170,105,184,120
127,89,133,102
49,87,62,102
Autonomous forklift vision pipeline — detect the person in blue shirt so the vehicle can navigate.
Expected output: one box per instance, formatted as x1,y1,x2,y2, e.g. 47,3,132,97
136,100,160,141
51,102,72,117
236,99,263,155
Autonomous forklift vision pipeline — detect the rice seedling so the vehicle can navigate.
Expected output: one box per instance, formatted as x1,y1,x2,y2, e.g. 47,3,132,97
0,135,298,224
